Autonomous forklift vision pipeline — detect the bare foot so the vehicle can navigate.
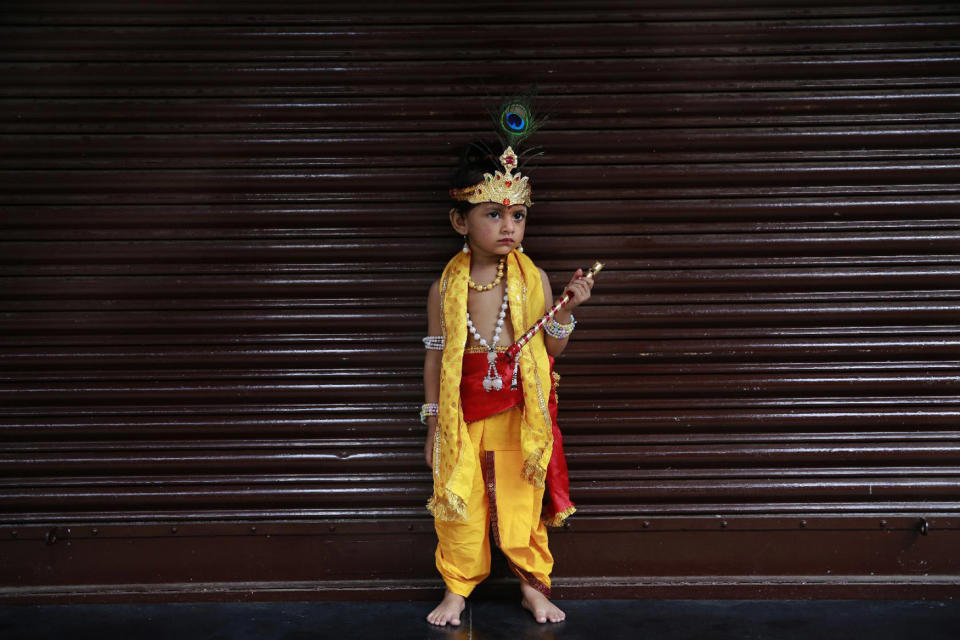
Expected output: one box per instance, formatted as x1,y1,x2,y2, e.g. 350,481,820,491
520,580,566,623
426,588,466,626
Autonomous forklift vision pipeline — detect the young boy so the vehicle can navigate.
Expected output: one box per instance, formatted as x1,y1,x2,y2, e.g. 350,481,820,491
420,133,593,626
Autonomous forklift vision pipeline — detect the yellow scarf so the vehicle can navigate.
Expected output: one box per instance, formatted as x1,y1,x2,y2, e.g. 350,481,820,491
426,248,555,522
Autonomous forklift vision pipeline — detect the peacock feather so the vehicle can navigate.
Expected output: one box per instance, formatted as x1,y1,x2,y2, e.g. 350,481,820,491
484,85,549,171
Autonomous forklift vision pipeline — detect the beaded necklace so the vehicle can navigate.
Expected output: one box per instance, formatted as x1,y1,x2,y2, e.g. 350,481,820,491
465,285,510,392
467,256,505,291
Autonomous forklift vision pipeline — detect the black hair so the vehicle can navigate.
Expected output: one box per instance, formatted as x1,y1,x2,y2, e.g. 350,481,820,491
448,137,502,215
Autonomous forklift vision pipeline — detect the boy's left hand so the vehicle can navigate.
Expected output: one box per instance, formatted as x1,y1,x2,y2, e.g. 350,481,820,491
560,268,594,309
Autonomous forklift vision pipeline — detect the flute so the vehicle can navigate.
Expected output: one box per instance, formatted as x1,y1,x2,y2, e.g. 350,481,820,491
503,261,605,390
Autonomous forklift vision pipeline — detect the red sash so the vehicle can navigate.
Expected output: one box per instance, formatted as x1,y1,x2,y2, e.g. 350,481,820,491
459,351,524,423
460,351,575,527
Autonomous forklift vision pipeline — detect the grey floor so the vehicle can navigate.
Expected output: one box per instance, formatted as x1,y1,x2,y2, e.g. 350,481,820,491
1,599,958,640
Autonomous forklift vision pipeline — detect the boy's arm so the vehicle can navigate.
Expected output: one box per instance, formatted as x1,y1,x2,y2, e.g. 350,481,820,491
540,267,572,358
423,278,442,467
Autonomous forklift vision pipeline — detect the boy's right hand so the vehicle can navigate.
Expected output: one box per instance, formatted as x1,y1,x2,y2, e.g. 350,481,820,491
424,420,437,469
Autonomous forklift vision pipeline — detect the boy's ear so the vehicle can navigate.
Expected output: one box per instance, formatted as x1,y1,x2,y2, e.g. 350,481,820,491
449,207,467,233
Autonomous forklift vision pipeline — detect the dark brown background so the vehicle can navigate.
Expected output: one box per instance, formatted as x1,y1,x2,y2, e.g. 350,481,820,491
1,0,959,603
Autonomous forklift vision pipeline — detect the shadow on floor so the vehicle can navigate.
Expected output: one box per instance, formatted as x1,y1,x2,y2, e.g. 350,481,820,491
1,599,958,640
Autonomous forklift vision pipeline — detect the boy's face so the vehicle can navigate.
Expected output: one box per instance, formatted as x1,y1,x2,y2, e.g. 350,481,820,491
452,201,528,256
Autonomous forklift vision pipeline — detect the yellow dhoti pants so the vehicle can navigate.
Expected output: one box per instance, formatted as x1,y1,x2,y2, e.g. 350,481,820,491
433,405,554,598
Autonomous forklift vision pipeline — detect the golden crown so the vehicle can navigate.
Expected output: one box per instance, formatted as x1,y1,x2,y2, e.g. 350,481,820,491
448,146,533,207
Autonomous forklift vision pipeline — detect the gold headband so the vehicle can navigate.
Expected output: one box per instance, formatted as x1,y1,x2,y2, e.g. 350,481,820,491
448,146,533,207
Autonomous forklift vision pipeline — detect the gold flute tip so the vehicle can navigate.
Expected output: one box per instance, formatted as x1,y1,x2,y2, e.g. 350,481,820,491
589,261,605,276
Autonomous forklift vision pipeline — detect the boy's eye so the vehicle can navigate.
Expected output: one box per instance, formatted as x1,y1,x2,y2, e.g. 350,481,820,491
488,210,526,220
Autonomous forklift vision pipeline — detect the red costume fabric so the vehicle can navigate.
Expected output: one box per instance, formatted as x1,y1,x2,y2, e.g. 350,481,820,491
460,350,575,527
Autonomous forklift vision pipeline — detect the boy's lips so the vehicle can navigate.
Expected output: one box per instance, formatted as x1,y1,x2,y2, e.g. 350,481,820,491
499,238,513,244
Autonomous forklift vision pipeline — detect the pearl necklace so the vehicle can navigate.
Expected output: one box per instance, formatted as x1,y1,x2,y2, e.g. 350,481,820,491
466,287,510,391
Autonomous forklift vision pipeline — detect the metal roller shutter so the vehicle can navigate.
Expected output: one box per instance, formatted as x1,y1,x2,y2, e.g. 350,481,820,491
1,1,959,601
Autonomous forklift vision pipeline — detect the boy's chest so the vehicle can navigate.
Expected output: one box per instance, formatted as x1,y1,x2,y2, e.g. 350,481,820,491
466,283,516,348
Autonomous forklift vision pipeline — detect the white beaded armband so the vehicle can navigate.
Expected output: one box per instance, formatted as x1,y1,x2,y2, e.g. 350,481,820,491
422,335,444,350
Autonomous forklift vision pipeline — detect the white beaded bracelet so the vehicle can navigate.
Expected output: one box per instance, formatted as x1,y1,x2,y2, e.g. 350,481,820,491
420,402,439,424
544,313,576,339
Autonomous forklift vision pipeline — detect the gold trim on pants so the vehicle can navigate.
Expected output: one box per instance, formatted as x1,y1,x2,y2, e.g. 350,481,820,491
433,405,554,597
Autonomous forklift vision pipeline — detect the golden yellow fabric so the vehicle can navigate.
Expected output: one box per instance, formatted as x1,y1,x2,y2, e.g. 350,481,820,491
427,248,554,523
434,406,553,596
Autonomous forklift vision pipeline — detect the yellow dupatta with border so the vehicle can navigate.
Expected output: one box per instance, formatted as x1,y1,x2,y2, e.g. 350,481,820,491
426,248,555,522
